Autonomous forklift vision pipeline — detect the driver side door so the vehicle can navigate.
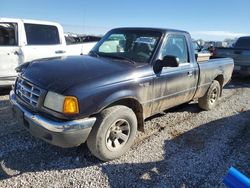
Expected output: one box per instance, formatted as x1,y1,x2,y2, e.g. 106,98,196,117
152,34,198,114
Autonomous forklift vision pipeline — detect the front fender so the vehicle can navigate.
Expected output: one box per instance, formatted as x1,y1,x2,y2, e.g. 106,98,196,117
96,89,140,113
73,82,143,118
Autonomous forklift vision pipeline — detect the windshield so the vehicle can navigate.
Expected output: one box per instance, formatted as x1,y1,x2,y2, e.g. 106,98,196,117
235,37,250,49
91,29,163,63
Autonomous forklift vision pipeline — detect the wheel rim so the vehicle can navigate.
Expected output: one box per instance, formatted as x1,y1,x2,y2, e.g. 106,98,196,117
209,87,219,104
105,119,131,151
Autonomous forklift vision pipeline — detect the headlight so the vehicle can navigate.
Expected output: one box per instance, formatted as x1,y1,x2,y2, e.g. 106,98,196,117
44,91,79,114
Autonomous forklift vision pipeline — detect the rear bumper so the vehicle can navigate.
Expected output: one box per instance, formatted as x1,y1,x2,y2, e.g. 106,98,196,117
10,90,96,148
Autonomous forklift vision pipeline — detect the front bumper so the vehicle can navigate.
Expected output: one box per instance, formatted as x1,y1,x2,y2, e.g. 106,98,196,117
9,90,96,148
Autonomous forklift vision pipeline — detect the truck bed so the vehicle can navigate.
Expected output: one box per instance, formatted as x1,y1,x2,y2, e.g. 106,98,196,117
194,57,234,99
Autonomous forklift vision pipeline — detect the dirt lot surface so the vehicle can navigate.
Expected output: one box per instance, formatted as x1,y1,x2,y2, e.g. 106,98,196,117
0,78,249,188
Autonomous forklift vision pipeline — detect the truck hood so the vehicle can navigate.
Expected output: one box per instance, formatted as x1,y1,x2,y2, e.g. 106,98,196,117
21,55,135,94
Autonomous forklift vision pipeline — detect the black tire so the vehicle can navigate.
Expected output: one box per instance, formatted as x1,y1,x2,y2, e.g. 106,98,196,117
87,105,137,161
198,80,221,110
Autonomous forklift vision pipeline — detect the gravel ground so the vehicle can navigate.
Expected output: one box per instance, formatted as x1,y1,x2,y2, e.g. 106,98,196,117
0,79,249,188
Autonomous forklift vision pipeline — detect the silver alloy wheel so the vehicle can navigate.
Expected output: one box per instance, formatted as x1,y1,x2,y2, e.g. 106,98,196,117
210,87,218,104
105,119,130,151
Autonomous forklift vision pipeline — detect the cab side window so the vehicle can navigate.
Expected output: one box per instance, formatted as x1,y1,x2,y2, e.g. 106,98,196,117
0,23,18,46
160,35,189,64
24,24,60,45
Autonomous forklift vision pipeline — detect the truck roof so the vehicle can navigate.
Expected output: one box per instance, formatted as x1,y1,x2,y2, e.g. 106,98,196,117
111,27,189,34
238,36,250,39
0,17,61,27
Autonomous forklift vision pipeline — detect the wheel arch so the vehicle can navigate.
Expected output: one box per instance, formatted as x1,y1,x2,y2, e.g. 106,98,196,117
98,96,144,132
214,74,224,96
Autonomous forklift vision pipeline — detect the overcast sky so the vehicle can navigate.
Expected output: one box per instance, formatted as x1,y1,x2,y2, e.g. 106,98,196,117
1,0,250,41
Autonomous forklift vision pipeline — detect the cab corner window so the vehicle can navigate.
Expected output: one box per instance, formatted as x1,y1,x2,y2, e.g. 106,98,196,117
0,23,18,46
24,23,60,45
160,35,189,64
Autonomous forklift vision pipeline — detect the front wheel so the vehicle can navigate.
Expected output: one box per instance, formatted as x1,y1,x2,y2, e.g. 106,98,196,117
198,80,221,110
87,105,137,161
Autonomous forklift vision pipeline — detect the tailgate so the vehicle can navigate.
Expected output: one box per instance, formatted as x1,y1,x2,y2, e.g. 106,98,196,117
215,48,250,69
216,48,250,66
232,50,250,66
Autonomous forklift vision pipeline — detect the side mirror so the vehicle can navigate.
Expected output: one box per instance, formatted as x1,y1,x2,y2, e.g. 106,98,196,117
154,55,179,72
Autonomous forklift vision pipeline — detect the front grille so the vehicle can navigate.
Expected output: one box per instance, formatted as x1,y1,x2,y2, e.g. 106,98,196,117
16,77,42,107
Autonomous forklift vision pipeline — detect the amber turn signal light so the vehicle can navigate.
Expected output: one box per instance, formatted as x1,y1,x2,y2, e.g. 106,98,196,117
63,96,79,114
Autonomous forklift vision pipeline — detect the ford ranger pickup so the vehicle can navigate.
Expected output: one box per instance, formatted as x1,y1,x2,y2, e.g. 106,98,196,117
10,28,234,161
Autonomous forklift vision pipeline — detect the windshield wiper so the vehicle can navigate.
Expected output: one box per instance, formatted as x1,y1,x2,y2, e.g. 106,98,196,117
101,54,135,64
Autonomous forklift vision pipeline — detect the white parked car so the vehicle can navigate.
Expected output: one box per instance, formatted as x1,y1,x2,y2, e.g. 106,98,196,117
0,18,98,87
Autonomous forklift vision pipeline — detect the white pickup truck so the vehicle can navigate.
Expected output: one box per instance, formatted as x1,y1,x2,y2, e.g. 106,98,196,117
0,18,98,87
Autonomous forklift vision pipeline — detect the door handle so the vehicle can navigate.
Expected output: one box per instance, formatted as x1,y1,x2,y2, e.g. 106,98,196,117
55,50,66,54
13,51,21,55
187,71,193,76
8,51,20,55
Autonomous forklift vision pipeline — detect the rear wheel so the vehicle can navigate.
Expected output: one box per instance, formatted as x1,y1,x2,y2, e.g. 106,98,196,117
198,80,221,110
87,105,137,161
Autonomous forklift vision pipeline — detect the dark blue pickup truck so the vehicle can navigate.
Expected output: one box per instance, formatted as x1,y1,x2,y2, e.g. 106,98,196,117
10,28,234,161
213,36,250,76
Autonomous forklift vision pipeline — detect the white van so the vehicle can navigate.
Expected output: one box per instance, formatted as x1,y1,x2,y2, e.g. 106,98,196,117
0,18,98,87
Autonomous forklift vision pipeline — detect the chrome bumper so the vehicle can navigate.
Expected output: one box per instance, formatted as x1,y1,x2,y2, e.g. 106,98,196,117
0,76,16,87
9,90,96,147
